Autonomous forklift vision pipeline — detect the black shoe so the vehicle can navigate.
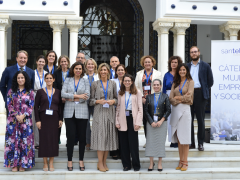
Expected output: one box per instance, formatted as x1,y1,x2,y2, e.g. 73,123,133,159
170,143,174,148
123,167,131,171
67,166,73,171
134,168,140,171
198,144,204,151
189,144,196,149
112,156,118,160
148,163,155,171
79,166,85,171
35,146,39,149
174,143,178,148
158,169,163,171
74,142,78,146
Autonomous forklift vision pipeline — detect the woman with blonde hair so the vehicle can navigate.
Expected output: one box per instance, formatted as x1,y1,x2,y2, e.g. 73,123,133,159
90,63,118,172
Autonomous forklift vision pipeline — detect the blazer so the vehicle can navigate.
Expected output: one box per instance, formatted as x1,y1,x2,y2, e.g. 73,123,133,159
135,68,162,96
144,93,171,125
43,64,58,74
54,69,70,91
187,60,213,100
83,73,99,83
61,77,90,119
115,90,143,131
0,64,35,108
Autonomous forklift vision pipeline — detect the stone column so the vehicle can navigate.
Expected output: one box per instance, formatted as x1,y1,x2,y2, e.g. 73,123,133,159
49,17,65,58
66,17,83,65
0,15,11,135
171,20,191,62
224,21,240,40
170,29,178,56
219,24,230,40
153,19,174,79
4,20,11,67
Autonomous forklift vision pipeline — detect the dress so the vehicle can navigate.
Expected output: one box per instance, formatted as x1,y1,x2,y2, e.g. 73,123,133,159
4,89,35,168
34,89,63,157
90,80,118,151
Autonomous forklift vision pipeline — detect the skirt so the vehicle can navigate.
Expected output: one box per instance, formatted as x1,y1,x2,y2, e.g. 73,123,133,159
170,103,191,145
145,121,167,157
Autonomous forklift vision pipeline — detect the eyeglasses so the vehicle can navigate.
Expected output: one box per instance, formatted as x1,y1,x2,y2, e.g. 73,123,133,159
77,57,85,59
190,51,198,54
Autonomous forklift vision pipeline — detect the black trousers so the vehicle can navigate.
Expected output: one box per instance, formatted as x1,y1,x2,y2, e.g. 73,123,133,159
119,114,140,169
65,113,88,161
190,89,207,145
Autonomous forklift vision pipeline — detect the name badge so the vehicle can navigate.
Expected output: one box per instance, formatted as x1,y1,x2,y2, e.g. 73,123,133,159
46,109,53,115
153,115,158,122
103,103,109,108
125,110,130,116
144,86,150,90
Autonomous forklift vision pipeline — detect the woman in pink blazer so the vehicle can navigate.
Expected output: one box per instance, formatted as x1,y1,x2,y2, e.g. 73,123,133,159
116,74,143,171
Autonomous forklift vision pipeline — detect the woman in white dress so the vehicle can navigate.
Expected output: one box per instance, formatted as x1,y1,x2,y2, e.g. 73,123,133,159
33,55,48,149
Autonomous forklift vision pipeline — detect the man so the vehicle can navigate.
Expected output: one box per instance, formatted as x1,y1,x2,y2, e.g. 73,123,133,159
109,56,120,79
0,50,35,113
187,46,214,151
76,52,86,64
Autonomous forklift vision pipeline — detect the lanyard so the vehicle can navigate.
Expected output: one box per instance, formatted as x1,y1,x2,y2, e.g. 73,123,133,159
88,73,94,87
62,70,69,83
47,65,54,74
154,93,161,114
45,87,53,109
100,80,109,100
179,79,187,95
74,78,81,92
145,68,153,84
118,78,121,88
36,70,44,88
125,93,131,109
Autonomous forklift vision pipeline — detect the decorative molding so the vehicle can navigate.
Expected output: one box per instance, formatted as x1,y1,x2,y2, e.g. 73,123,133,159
180,0,240,3
0,18,10,31
66,19,82,33
49,19,65,32
153,20,174,35
224,21,240,37
219,24,230,40
172,22,191,35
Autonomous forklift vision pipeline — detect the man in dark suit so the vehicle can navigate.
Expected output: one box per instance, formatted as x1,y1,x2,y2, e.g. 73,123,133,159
0,50,35,113
110,56,120,79
187,46,214,151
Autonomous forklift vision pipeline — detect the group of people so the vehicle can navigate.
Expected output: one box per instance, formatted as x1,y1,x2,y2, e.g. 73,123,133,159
0,46,213,172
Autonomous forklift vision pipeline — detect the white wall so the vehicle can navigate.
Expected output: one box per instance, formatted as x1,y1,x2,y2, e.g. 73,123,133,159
138,0,156,55
197,25,223,63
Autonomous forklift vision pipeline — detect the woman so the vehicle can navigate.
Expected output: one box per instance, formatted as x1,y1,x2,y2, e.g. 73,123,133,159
54,55,70,144
62,61,90,171
163,56,183,148
135,55,161,147
116,74,142,171
111,64,127,160
83,58,99,150
4,71,35,172
169,64,194,171
33,55,48,149
44,50,58,74
90,63,118,172
144,79,171,171
34,73,63,171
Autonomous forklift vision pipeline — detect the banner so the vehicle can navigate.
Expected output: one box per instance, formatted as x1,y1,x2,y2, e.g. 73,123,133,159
211,40,240,144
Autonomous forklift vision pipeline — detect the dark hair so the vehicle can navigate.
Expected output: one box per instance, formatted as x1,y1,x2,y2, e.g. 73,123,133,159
153,79,162,85
36,55,45,62
45,50,58,66
173,63,192,88
11,71,32,93
119,74,138,96
168,56,183,72
69,61,85,78
190,46,200,52
44,72,55,79
114,64,127,78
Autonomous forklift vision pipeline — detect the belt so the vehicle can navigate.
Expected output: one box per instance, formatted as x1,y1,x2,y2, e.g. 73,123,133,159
194,88,201,90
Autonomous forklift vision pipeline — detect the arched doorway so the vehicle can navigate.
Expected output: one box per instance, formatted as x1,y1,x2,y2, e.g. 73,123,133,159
79,0,144,75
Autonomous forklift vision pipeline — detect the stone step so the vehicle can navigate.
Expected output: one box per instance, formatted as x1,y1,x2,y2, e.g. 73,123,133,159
1,157,240,170
0,168,240,180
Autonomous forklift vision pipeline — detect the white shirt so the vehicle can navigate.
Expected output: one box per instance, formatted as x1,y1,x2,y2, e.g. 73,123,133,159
34,69,47,95
125,91,132,110
112,78,121,94
190,59,201,88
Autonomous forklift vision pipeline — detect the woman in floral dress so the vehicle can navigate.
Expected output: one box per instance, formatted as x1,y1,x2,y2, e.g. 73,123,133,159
4,71,35,172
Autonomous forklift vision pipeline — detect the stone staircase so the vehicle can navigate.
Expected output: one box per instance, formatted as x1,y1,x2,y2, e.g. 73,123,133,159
1,115,240,179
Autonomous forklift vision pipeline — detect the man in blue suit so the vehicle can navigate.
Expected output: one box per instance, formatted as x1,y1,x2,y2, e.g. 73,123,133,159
110,56,120,79
187,46,214,151
0,50,35,113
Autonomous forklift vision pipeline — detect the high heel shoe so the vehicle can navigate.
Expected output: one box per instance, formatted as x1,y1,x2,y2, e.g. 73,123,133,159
176,160,183,170
67,166,73,171
79,166,85,171
43,164,48,171
180,161,188,171
97,164,106,172
148,163,155,171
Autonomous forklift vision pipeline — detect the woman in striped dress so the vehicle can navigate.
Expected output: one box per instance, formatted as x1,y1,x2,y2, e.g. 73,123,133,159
144,79,171,171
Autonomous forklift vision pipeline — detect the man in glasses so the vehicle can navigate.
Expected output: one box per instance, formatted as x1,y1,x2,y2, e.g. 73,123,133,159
76,52,86,64
187,46,213,151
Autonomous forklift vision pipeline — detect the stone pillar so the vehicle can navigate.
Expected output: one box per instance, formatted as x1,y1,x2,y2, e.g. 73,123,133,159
170,28,178,55
153,19,174,79
224,21,240,40
66,17,83,65
219,24,230,40
171,20,191,62
0,15,11,135
4,21,11,67
49,17,65,58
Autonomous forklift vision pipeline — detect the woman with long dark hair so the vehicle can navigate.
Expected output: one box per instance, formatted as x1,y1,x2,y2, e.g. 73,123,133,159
4,71,35,172
169,63,194,171
34,73,63,171
43,50,58,74
116,74,142,171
